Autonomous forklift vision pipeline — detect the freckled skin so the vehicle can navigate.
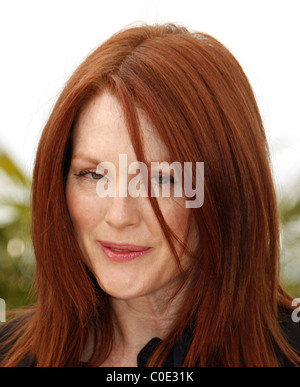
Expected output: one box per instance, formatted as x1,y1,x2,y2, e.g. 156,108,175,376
66,91,199,301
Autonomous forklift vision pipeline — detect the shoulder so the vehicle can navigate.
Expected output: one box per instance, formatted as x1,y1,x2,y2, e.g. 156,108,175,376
0,318,19,347
278,306,300,349
0,316,34,367
0,318,19,363
277,306,300,366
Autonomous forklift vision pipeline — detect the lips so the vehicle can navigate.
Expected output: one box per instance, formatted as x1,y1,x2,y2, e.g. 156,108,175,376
98,241,152,262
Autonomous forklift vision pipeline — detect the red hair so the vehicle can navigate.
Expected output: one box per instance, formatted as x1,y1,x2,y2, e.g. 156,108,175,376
1,23,299,366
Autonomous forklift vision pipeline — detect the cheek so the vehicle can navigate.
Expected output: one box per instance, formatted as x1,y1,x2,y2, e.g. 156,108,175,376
162,202,190,237
159,202,199,255
66,185,104,233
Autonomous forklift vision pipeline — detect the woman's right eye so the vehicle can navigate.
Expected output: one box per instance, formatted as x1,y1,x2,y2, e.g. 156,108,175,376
87,172,104,180
74,170,105,181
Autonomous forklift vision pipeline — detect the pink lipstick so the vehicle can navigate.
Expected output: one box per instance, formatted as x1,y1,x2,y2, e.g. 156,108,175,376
98,241,152,262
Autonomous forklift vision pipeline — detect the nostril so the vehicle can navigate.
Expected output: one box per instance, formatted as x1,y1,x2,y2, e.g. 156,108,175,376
104,198,140,229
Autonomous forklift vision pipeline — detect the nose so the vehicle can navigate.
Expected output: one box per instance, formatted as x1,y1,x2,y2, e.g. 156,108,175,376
104,195,141,229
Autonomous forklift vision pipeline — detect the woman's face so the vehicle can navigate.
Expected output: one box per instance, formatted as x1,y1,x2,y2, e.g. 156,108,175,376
66,91,199,301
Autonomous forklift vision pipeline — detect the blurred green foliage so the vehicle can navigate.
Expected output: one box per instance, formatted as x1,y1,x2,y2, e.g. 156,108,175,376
0,149,35,311
278,184,300,297
0,148,299,314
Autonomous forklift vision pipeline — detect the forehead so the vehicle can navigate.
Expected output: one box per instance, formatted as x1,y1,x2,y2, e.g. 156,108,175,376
72,91,170,162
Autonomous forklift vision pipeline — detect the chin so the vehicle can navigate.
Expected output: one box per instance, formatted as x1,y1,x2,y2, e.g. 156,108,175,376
94,276,145,300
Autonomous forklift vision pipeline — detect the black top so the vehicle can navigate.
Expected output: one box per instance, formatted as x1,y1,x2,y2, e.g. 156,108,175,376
0,307,300,367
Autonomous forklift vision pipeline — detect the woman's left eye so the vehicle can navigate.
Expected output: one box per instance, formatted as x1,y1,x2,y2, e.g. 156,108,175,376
152,174,174,185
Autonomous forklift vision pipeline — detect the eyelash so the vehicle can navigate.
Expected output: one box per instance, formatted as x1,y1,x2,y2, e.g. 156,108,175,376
153,174,175,185
74,170,103,180
74,170,175,184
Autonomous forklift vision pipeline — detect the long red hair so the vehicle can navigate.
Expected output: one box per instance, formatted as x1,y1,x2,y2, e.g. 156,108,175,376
1,23,299,366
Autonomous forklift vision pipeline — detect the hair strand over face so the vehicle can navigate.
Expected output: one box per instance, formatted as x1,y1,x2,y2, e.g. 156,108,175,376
1,23,299,367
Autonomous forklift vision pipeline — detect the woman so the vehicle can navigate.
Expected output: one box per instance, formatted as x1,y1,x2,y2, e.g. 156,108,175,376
0,23,299,367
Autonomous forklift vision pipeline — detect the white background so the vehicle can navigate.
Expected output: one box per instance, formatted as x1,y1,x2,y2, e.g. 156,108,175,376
0,0,299,198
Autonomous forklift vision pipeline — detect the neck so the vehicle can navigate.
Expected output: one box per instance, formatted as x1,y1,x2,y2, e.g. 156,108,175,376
109,281,188,357
82,277,191,366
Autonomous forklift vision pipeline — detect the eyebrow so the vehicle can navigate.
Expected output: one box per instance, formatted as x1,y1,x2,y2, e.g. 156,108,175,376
71,153,174,167
71,154,101,165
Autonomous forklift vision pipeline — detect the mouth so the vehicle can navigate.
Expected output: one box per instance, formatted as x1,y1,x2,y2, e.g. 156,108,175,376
98,241,153,262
